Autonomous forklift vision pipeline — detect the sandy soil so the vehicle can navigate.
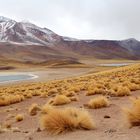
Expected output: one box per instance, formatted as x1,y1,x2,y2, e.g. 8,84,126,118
0,68,95,85
0,90,140,140
0,66,113,87
0,59,139,85
0,63,140,140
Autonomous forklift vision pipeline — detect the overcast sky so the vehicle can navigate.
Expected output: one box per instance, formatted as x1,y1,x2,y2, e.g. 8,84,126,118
0,0,140,40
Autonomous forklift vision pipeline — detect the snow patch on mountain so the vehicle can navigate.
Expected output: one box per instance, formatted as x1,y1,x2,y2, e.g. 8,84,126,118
0,16,11,23
119,38,140,52
62,36,79,41
0,16,59,45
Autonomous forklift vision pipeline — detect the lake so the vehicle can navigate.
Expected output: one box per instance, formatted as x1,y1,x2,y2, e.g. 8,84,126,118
0,74,38,83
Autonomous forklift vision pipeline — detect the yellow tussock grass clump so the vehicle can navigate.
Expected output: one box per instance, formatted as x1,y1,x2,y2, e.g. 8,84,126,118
64,91,75,97
48,98,54,105
40,107,95,134
123,82,140,91
0,95,25,106
86,88,105,96
52,95,71,105
25,92,32,98
41,104,54,114
87,96,110,109
40,92,48,98
128,83,140,91
48,88,58,96
28,103,41,116
123,97,140,127
15,114,24,122
69,96,79,102
116,86,131,96
64,107,95,130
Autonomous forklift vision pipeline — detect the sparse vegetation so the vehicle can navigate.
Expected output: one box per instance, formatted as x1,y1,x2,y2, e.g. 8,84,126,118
87,96,110,109
115,86,131,96
69,96,79,102
0,63,140,139
86,88,106,96
15,114,24,122
28,103,41,116
40,106,95,134
123,97,140,127
41,104,54,114
50,95,71,105
0,64,140,107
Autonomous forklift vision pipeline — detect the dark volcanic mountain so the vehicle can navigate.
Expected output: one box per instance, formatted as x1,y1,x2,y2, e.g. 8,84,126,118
0,16,140,64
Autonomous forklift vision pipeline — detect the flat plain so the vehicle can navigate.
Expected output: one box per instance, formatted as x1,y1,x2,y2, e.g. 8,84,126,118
0,59,140,140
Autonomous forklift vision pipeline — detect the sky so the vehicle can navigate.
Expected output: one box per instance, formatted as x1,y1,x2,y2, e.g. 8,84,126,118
0,0,140,40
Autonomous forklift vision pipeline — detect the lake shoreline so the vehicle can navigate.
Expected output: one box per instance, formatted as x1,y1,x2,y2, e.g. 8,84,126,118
0,73,39,84
0,62,139,85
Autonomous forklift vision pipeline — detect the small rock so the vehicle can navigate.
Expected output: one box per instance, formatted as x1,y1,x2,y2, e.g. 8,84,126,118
83,104,88,107
104,115,111,119
23,131,29,133
105,129,116,133
15,108,19,111
12,127,21,132
106,96,110,99
28,137,33,140
36,127,41,132
4,123,11,129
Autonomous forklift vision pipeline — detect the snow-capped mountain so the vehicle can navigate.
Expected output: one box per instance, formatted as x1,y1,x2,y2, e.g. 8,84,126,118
119,38,140,53
0,16,140,64
0,16,11,22
0,16,60,45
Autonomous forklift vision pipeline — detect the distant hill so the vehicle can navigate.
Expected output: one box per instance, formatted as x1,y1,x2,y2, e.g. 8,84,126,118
0,16,140,65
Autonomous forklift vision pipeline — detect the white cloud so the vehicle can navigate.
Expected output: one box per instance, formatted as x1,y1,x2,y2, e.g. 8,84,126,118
0,0,140,40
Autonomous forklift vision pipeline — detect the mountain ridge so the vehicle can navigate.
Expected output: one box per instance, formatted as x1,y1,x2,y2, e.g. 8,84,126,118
0,16,140,65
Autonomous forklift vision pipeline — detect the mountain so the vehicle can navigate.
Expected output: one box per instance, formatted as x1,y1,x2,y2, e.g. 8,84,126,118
54,39,139,59
0,16,140,66
119,38,140,56
0,16,61,45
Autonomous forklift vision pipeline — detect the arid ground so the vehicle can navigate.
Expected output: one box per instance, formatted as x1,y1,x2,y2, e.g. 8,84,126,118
0,90,140,140
0,60,140,140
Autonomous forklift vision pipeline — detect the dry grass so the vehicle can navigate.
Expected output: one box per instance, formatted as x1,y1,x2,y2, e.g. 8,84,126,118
28,103,41,116
86,88,106,96
69,96,79,102
64,91,75,97
41,104,54,114
50,95,71,106
0,64,140,106
0,95,25,106
48,88,58,96
123,97,140,127
115,86,131,96
40,92,48,98
128,83,140,91
15,114,24,122
87,96,110,109
40,106,95,134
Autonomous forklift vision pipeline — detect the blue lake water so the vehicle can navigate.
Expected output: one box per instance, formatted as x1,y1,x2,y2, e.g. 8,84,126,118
0,74,36,83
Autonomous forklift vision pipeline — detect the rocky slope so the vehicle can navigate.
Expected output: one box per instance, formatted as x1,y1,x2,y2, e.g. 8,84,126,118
0,16,140,64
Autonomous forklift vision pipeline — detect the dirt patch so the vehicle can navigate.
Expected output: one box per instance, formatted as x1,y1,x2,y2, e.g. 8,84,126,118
0,66,15,71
